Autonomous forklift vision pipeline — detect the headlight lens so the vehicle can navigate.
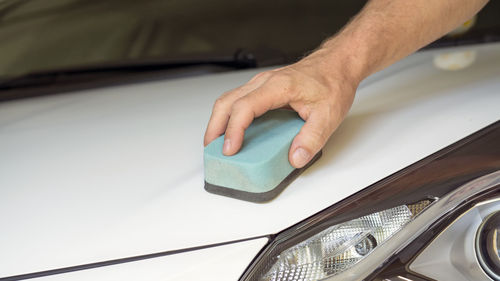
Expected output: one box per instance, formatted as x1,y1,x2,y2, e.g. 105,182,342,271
476,211,500,280
261,201,431,281
241,122,499,281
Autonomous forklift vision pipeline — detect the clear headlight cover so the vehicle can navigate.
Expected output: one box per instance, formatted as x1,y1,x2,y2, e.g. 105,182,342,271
261,201,431,281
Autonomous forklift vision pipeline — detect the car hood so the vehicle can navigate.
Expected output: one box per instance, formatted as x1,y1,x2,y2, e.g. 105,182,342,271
1,43,499,277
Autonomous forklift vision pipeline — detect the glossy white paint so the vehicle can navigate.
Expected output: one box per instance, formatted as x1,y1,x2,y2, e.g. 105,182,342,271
0,42,499,278
28,238,267,281
30,238,268,281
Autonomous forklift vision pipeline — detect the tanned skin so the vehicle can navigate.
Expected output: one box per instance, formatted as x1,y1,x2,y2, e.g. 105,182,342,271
204,0,489,168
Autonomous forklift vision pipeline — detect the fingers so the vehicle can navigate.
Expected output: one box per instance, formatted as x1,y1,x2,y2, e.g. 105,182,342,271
205,65,352,169
204,73,271,146
203,90,256,146
289,109,338,168
204,97,232,146
223,84,289,155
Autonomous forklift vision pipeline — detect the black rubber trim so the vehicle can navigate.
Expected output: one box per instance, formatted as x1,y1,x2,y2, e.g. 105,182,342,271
0,235,270,281
204,151,322,203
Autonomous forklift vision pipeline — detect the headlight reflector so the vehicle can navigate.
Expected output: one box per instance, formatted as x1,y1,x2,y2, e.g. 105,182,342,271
261,201,431,281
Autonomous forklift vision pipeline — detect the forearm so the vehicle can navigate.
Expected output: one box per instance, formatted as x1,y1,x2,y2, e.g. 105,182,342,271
317,0,489,83
205,0,490,168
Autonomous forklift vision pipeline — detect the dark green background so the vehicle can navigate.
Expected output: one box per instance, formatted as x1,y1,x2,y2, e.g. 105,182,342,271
0,0,498,78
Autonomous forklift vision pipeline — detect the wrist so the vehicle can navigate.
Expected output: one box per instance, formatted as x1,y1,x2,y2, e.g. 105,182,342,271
318,35,378,85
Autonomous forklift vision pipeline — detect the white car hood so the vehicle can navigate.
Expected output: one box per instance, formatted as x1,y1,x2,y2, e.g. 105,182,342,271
1,43,499,277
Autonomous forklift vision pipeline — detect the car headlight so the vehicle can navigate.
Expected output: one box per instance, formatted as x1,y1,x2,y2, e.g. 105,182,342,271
241,122,500,281
260,200,432,281
476,211,500,280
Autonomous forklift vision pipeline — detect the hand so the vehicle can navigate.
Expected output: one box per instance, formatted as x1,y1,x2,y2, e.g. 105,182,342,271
204,48,359,168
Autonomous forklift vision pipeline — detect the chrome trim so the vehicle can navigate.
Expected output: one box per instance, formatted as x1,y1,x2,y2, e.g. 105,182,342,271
324,170,500,281
410,197,499,281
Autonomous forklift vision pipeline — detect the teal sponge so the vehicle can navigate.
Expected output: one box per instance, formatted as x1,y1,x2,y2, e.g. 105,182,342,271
204,109,321,202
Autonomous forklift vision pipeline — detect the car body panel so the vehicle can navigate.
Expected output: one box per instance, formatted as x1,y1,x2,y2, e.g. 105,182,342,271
31,238,268,281
1,43,499,278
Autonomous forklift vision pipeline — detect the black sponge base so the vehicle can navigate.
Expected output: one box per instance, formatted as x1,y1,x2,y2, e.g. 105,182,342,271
204,151,322,203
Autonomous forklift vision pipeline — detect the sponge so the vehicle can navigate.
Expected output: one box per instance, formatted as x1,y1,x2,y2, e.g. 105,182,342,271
204,109,321,203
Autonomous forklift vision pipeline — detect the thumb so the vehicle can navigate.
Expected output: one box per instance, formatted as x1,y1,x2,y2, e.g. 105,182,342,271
289,110,333,168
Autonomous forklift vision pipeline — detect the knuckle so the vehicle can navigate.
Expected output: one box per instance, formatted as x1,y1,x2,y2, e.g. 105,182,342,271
268,72,291,84
232,98,250,112
253,72,266,80
310,138,326,152
252,71,271,82
225,123,238,133
303,121,330,150
310,129,328,146
213,96,228,110
264,73,295,99
226,119,246,133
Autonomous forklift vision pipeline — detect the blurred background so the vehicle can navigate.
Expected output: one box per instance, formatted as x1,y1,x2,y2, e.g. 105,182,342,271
0,0,499,99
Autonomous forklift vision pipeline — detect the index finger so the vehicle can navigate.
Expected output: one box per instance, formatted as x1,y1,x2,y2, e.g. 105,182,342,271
223,83,290,155
204,72,273,146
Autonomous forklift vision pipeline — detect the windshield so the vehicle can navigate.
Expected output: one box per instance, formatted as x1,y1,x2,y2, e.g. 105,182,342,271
0,0,499,86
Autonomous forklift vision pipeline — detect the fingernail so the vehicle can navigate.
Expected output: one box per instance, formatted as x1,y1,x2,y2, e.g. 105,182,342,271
223,139,231,154
292,147,311,168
